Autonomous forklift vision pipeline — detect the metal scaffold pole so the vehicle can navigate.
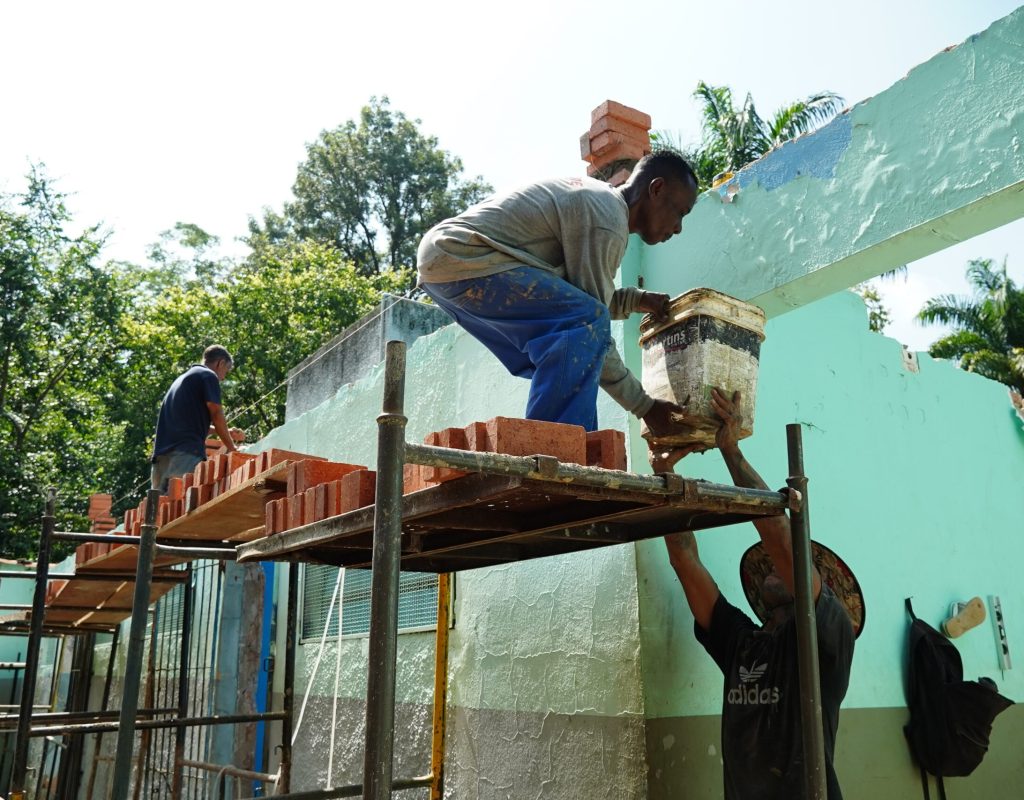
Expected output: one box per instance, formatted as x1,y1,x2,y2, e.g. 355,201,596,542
8,487,56,800
362,340,407,800
786,423,827,800
111,487,160,800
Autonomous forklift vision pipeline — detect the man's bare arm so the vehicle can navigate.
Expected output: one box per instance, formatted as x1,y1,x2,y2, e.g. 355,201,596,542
206,402,238,453
711,388,820,601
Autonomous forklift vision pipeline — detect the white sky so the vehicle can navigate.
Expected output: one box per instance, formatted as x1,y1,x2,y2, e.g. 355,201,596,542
2,0,1021,351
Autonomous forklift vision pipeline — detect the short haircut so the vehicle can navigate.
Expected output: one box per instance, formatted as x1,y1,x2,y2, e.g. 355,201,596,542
203,345,233,366
633,148,698,191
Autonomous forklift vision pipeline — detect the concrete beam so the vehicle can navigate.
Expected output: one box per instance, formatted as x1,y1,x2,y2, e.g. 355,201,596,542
640,7,1024,317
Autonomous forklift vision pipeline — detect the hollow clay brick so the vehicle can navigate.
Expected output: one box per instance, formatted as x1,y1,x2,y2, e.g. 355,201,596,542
340,470,377,512
288,460,366,498
590,100,652,130
423,428,469,483
88,493,113,520
608,168,632,187
182,472,194,490
586,429,627,470
483,417,587,464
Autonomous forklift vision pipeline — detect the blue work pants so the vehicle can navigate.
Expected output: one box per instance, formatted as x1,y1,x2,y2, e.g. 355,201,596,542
422,267,611,431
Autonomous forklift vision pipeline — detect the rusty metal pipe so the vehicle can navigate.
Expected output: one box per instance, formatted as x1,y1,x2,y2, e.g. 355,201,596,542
786,424,826,800
362,340,407,800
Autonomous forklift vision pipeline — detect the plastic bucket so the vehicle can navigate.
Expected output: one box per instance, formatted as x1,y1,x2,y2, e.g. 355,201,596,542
639,288,766,448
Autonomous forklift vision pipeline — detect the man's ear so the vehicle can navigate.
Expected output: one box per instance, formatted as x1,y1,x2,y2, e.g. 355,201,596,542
647,176,665,197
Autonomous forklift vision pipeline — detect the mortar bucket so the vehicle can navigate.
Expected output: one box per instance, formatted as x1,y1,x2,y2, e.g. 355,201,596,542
639,288,766,448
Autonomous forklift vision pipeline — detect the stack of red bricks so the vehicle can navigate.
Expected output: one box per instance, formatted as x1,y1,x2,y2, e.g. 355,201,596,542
580,100,652,187
204,429,246,459
264,458,374,535
73,493,118,566
263,417,627,537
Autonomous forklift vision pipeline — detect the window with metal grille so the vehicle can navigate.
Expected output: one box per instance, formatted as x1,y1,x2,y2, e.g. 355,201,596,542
301,565,439,640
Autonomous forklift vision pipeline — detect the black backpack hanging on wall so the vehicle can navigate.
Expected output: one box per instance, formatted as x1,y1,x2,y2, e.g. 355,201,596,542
904,598,1013,798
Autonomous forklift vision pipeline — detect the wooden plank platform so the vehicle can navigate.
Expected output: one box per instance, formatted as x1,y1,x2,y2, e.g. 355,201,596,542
235,472,790,572
77,543,189,572
37,568,188,627
156,462,289,543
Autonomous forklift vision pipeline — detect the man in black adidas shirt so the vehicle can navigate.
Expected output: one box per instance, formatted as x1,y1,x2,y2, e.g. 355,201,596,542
653,388,856,800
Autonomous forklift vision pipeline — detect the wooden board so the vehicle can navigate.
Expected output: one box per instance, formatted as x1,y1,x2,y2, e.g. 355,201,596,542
41,568,185,627
236,472,789,573
77,543,189,572
156,462,288,542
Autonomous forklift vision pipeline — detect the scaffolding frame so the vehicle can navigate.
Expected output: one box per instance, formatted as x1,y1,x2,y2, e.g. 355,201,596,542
5,338,827,800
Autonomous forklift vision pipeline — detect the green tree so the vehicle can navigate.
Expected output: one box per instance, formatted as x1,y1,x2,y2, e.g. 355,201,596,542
655,83,845,190
918,257,1024,391
251,96,491,278
0,167,129,558
108,234,408,504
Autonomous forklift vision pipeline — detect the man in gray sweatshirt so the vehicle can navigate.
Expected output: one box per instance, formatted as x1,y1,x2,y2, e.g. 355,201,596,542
417,150,698,434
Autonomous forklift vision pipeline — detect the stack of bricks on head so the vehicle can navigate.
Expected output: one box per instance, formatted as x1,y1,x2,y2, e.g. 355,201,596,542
263,418,627,536
580,100,652,187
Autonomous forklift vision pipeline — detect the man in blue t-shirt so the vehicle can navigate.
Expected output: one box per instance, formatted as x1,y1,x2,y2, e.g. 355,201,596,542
652,388,856,800
151,345,238,494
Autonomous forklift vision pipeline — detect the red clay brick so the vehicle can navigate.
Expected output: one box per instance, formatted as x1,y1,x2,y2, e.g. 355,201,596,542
313,483,329,522
257,448,326,474
340,469,376,512
303,487,317,526
288,495,304,530
589,129,650,158
87,493,113,520
325,480,343,518
580,131,593,162
124,509,136,531
589,114,650,140
287,460,366,497
590,140,648,170
423,428,469,483
590,100,652,130
167,477,185,502
464,421,490,451
586,429,627,470
608,168,632,187
265,499,278,535
403,463,428,494
484,417,587,464
274,498,288,533
197,484,212,506
182,472,194,490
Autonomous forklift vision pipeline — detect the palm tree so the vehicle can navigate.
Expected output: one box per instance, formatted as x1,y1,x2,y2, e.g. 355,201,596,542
681,82,845,189
918,258,1024,392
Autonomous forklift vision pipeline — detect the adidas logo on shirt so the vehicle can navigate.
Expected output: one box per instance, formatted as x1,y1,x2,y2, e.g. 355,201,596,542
728,662,781,705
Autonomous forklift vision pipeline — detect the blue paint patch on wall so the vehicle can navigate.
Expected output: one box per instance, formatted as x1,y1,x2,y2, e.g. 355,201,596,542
720,113,852,195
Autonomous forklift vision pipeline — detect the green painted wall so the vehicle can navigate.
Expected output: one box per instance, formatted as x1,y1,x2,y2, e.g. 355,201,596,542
635,290,1024,795
637,8,1024,317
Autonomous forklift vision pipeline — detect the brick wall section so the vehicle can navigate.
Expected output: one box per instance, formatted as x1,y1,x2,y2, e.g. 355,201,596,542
580,100,652,186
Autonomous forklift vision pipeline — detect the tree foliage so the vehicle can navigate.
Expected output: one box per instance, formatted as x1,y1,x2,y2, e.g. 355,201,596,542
918,258,1024,391
654,82,845,190
251,96,491,278
0,167,128,558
